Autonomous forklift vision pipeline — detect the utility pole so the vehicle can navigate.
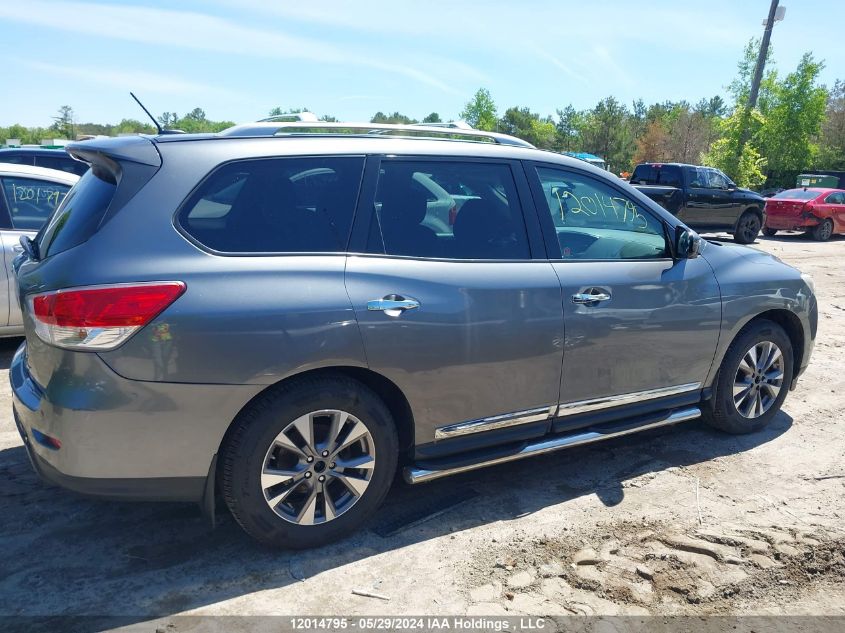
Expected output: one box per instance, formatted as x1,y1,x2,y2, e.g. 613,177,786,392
748,0,780,111
738,0,784,157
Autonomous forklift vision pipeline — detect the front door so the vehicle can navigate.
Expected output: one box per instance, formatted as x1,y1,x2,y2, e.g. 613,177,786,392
679,166,719,228
345,157,564,451
528,163,722,428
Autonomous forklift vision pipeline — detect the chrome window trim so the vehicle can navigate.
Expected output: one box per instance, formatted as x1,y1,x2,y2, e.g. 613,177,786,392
432,382,702,440
554,382,701,417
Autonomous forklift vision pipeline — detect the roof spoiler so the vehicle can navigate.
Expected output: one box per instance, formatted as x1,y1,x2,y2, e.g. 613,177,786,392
66,135,161,168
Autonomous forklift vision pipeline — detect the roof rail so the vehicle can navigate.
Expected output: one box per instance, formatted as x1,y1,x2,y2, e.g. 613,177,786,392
409,120,474,130
218,121,534,148
259,111,320,123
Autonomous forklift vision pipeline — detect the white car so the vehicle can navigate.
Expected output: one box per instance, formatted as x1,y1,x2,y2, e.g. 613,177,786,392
0,163,79,336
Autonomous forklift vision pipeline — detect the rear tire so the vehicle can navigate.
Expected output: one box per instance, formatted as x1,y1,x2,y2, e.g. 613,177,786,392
220,375,398,548
702,319,793,435
734,211,761,244
811,218,833,242
762,227,778,237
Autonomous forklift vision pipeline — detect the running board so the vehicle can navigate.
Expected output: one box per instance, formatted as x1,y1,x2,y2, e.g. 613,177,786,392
404,406,700,484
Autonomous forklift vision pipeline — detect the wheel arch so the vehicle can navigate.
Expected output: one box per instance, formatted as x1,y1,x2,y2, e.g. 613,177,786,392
733,204,764,231
724,309,805,381
216,366,416,467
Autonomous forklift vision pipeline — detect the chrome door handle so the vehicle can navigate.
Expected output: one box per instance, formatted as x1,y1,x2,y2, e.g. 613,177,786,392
12,245,23,253
571,291,611,304
367,296,420,315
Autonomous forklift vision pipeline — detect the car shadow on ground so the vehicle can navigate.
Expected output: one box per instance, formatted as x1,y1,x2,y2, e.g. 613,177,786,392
0,328,794,630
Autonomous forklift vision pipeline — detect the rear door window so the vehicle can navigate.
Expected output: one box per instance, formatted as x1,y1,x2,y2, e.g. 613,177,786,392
179,156,364,253
37,170,116,257
367,160,530,260
657,166,682,187
0,177,71,230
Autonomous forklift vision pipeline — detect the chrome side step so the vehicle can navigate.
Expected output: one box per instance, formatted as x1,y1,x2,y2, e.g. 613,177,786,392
404,406,700,484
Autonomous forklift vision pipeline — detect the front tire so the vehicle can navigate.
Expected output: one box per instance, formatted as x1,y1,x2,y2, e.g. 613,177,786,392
734,211,761,244
811,218,834,242
220,375,398,548
703,319,793,435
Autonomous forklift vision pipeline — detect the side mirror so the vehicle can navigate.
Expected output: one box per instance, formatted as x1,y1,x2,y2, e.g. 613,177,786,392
674,226,701,259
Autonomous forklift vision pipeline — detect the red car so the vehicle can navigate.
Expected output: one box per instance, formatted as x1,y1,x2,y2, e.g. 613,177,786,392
763,188,845,241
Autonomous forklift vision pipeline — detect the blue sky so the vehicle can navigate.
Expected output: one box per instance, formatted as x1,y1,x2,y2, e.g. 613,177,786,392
1,0,842,127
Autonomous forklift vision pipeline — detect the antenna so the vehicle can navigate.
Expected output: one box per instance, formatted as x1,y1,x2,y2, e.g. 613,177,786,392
130,92,163,134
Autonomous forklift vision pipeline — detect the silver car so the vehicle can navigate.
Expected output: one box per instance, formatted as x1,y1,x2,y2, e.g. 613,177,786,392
11,123,816,548
0,163,78,336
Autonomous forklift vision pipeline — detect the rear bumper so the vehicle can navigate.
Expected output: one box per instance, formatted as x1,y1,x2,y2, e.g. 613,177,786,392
765,216,818,231
10,341,262,502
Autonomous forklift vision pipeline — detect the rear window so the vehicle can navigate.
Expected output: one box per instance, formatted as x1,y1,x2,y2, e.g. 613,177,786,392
34,155,89,176
630,165,656,184
773,189,818,200
37,169,116,258
178,156,364,254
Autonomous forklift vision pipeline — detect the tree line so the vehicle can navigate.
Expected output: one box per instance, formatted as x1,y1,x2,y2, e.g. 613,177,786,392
2,39,842,189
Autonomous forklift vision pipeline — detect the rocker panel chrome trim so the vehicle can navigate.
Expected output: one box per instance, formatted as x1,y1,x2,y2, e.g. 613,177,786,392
434,405,555,440
554,382,701,417
406,406,701,484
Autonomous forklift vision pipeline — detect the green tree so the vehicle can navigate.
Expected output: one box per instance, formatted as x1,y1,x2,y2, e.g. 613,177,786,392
554,105,583,152
370,111,417,124
113,118,156,135
579,96,632,171
268,106,309,117
702,109,767,188
422,112,442,123
817,79,845,170
756,53,828,185
50,105,75,139
460,88,497,131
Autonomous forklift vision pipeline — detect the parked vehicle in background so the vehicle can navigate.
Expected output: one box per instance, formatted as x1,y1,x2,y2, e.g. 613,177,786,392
764,188,845,241
0,164,79,336
564,152,607,171
630,163,766,244
0,148,89,177
11,124,816,548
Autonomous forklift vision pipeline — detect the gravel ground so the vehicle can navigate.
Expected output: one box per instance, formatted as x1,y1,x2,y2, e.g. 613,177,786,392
1,231,843,627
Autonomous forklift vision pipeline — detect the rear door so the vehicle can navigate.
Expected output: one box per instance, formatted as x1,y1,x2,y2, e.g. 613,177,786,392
0,175,72,328
345,156,564,454
528,162,721,428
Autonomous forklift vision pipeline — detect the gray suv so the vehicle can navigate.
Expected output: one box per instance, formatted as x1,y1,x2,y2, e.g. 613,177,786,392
11,123,817,548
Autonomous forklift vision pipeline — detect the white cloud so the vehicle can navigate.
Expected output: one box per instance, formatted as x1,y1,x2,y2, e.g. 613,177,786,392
0,1,462,94
19,59,228,97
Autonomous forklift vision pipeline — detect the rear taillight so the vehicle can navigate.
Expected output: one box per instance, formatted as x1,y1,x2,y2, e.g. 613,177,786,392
27,282,185,351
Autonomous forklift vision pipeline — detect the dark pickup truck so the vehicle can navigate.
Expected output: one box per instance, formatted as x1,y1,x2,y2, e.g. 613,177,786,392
630,163,765,244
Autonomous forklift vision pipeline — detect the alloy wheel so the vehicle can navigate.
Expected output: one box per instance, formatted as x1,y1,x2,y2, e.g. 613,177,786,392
819,220,833,241
260,409,376,525
732,341,785,418
740,215,760,243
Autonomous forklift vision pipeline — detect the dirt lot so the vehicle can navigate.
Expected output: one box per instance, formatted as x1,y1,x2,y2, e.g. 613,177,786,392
1,232,844,627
